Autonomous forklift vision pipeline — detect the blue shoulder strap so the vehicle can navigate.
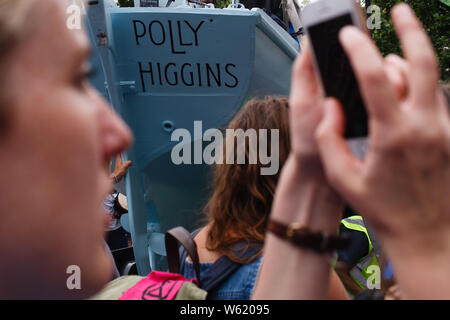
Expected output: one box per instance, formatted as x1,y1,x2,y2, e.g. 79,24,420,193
178,228,263,293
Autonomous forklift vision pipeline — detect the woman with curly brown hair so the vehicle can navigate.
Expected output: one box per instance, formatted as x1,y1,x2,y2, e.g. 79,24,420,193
180,96,348,300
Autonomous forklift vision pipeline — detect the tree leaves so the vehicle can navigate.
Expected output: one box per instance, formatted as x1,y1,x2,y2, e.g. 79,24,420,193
372,0,449,81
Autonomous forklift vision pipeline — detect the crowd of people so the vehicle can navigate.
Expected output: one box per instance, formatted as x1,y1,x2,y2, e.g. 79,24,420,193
0,0,449,300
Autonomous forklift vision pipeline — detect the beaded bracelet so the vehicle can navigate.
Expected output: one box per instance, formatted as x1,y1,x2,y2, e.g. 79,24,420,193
267,219,351,253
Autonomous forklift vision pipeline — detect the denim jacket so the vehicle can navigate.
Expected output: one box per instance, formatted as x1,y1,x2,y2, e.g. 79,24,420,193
181,254,263,300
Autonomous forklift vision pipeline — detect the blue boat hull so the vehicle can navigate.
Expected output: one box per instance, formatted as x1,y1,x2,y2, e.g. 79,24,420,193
86,0,299,275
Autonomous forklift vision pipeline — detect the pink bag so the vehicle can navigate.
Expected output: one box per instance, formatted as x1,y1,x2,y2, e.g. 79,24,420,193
119,227,202,300
119,271,197,300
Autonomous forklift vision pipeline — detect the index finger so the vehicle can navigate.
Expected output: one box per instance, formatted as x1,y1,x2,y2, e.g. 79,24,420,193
339,26,399,122
290,40,320,105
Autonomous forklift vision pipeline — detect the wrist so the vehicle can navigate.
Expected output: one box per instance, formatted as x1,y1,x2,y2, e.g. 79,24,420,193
386,225,450,261
384,231,450,299
267,219,351,253
271,155,343,232
110,174,119,184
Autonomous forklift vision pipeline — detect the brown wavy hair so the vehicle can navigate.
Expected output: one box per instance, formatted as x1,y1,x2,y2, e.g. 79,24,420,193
205,96,290,263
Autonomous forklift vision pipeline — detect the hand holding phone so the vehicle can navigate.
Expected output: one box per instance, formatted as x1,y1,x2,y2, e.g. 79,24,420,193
301,0,368,139
314,4,450,299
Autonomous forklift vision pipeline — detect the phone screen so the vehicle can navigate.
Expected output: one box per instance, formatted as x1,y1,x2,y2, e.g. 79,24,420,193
308,14,368,138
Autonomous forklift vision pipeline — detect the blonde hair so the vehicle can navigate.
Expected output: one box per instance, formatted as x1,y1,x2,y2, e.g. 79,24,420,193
0,0,35,60
0,0,36,130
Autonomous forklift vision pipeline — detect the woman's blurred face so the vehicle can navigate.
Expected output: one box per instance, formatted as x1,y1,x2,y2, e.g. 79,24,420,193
0,0,132,298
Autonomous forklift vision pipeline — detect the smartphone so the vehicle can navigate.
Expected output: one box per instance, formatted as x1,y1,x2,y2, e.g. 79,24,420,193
301,0,368,138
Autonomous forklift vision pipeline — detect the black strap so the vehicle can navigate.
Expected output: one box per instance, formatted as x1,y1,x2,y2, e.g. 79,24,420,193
290,27,304,38
165,227,201,287
179,228,202,278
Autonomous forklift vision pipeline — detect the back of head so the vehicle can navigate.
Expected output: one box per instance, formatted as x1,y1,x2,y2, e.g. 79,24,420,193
0,0,32,55
0,0,35,132
0,0,131,299
205,96,290,263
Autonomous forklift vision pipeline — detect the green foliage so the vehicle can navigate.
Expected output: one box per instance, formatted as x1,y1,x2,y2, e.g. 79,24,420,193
371,0,450,81
214,0,231,8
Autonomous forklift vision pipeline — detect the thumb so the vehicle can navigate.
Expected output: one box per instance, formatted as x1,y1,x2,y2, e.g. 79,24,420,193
115,154,123,165
316,98,363,198
124,160,133,168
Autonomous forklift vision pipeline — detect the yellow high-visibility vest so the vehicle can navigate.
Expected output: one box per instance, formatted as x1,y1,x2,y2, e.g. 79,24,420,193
340,216,380,291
